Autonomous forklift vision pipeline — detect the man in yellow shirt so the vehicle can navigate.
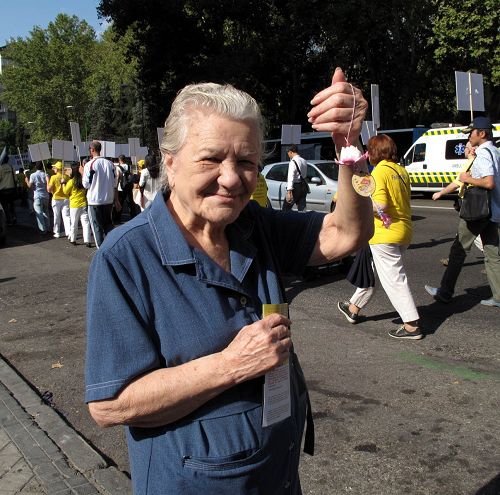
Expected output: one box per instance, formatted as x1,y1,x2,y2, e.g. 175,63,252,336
47,161,71,238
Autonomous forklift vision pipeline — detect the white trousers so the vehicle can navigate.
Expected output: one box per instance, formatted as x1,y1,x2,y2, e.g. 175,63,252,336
69,207,91,243
52,199,71,236
350,243,419,323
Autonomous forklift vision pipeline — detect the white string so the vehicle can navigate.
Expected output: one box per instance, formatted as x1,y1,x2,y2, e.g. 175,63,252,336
345,83,356,146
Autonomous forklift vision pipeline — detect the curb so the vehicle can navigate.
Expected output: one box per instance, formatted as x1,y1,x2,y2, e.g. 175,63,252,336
0,357,132,494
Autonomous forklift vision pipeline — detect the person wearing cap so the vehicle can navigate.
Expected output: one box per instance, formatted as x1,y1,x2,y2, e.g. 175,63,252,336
425,116,500,307
47,161,71,238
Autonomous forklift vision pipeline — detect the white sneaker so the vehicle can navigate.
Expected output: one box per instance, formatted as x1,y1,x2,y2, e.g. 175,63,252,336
480,298,500,308
53,233,61,238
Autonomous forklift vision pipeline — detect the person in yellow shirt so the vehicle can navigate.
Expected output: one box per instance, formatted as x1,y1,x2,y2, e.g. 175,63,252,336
47,161,71,238
249,171,269,207
62,163,92,247
337,134,422,340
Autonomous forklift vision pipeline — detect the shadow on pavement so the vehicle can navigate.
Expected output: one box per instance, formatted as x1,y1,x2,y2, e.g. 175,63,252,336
475,472,500,495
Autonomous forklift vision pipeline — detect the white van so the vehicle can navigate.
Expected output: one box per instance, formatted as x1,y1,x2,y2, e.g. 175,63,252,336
403,123,500,193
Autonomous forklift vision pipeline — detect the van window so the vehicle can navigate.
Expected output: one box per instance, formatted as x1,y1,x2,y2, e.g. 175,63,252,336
412,143,426,162
445,139,468,160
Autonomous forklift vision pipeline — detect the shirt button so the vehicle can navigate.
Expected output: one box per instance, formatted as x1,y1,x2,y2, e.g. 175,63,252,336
240,296,247,306
289,441,295,451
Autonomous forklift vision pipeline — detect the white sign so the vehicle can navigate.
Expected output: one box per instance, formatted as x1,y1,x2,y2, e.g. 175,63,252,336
281,125,301,145
361,121,377,145
52,140,78,162
370,84,380,129
99,141,116,159
28,142,51,162
455,71,485,112
157,127,165,148
261,303,291,428
69,122,82,146
137,146,148,160
128,137,140,158
116,143,130,157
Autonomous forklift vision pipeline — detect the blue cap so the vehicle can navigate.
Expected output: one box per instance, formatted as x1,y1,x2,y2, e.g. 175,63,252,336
462,116,493,134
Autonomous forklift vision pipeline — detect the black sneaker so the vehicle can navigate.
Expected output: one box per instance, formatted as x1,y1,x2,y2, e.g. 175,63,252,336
337,301,359,324
388,325,423,340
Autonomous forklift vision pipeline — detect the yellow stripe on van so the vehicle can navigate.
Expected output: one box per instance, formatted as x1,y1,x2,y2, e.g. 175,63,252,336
408,171,457,185
423,124,500,136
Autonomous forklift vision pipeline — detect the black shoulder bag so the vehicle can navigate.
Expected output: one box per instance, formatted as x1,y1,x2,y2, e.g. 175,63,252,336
459,148,493,222
293,159,310,194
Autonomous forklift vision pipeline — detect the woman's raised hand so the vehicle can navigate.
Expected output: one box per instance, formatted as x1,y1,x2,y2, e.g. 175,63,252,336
308,67,368,149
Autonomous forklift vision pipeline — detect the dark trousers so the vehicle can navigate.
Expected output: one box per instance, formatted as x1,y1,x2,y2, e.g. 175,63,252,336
282,182,307,212
440,218,500,301
87,204,114,249
0,189,17,224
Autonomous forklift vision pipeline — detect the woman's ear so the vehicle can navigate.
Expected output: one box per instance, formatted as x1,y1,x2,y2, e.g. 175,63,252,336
163,154,175,188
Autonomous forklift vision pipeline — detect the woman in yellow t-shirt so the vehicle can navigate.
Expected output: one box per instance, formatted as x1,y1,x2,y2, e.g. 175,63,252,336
62,163,92,247
337,134,421,340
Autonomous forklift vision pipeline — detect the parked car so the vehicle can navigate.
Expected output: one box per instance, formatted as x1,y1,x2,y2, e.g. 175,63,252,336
261,160,338,212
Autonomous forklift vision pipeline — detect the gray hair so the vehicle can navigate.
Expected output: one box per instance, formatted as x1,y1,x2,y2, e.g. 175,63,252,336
159,83,265,189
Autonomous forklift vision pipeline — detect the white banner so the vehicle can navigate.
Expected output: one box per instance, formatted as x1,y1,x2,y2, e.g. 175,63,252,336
128,137,140,159
28,142,51,162
157,127,164,148
116,143,130,158
455,71,485,112
361,121,377,145
281,125,301,145
137,146,148,160
69,121,82,146
370,84,380,129
52,139,78,162
99,141,116,159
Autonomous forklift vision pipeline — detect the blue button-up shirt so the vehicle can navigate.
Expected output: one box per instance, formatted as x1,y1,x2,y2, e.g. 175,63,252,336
85,193,325,494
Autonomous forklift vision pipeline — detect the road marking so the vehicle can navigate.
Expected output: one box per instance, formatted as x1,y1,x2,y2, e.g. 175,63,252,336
410,204,455,210
395,352,499,381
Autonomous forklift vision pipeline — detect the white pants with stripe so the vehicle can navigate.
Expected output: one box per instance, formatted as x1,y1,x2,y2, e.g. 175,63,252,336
69,207,91,243
51,199,71,236
350,243,419,323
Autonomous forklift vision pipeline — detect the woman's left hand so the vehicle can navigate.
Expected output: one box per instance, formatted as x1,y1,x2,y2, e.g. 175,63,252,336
307,67,368,148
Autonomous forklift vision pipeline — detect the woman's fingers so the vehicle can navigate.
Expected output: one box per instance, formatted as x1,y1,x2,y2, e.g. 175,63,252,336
308,67,368,141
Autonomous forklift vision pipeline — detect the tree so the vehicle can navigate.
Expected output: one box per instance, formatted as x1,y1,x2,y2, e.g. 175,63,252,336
0,14,97,143
0,120,16,151
429,0,500,118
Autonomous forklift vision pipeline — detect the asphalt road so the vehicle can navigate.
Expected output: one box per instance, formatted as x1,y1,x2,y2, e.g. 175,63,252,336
1,197,499,495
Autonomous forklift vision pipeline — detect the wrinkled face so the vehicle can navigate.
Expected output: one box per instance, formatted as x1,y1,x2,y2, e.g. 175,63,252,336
165,109,260,229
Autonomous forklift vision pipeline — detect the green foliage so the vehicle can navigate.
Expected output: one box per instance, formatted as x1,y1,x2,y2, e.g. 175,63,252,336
0,13,139,147
0,120,16,150
429,0,500,117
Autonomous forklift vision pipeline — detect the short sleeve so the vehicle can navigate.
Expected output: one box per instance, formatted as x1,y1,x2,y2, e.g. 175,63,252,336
85,250,161,403
253,204,325,275
472,148,494,179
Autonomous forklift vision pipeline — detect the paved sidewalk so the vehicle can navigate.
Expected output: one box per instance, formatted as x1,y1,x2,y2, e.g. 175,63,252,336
0,357,132,495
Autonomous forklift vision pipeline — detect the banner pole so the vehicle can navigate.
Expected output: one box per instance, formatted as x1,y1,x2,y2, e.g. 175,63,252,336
468,71,473,123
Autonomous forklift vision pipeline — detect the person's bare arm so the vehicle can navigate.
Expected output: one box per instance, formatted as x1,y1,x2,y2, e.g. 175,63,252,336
432,182,460,200
306,68,373,265
88,314,291,428
459,172,495,190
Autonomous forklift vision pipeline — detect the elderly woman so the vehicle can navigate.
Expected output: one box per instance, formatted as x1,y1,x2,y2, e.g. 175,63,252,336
337,134,422,339
85,68,372,494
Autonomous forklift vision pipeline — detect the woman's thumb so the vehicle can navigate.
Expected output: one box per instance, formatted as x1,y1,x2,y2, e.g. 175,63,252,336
331,67,346,85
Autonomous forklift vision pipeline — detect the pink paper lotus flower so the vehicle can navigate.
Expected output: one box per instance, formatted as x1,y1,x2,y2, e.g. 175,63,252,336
337,145,369,165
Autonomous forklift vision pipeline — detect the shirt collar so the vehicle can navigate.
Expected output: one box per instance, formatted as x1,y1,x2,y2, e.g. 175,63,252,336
146,191,257,284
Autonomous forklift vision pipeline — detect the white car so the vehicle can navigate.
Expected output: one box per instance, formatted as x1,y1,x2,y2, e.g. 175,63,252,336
261,160,338,212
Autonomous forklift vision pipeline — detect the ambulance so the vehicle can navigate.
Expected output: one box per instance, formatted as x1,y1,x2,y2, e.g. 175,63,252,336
402,123,500,194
